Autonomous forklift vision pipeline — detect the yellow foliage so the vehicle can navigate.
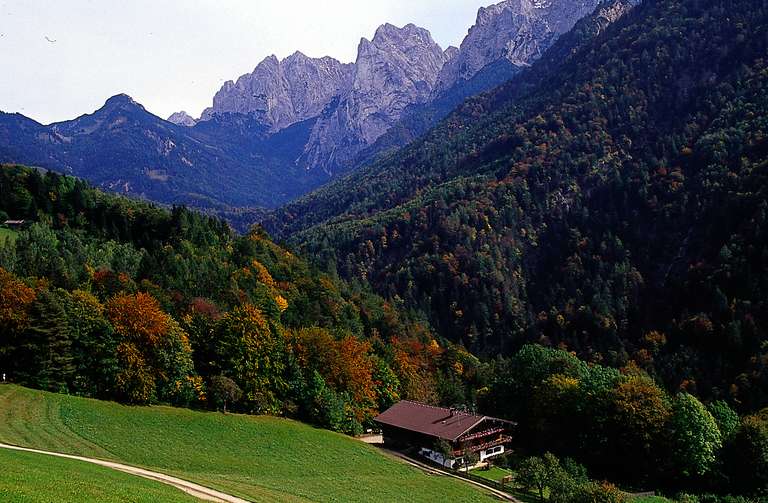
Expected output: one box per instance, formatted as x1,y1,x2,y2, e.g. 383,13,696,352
0,267,36,331
115,342,155,404
612,376,671,441
176,375,206,402
251,260,274,287
547,373,580,391
274,294,288,313
644,330,667,350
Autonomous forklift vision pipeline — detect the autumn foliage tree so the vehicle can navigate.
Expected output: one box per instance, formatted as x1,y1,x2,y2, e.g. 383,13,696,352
215,304,286,413
391,338,442,404
0,267,36,379
106,292,198,405
0,267,36,332
290,327,377,423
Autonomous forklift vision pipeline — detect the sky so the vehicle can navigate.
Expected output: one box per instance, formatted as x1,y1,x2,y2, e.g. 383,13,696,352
0,0,485,125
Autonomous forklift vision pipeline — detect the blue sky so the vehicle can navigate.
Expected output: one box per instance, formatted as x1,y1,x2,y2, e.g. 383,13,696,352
0,0,484,124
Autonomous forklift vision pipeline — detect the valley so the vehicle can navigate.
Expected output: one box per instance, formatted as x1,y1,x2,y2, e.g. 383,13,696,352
1,0,767,501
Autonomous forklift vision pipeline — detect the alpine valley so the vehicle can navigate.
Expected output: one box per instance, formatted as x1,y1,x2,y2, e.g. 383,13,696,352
2,0,768,502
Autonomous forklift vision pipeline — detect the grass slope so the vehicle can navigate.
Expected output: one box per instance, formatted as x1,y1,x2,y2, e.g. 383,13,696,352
473,466,514,483
0,227,17,244
0,385,493,502
0,448,199,503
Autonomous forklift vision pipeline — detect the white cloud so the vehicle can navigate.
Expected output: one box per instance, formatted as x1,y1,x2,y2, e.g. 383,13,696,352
0,0,482,124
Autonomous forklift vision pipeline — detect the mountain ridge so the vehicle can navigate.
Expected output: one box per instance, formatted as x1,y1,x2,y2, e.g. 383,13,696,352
0,1,629,212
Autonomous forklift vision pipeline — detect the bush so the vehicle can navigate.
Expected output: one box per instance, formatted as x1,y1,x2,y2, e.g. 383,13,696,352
573,481,627,503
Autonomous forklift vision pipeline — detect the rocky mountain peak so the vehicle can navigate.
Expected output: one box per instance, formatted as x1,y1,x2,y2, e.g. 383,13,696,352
167,111,197,127
193,1,622,176
285,50,308,61
444,46,460,60
355,22,446,95
434,0,603,95
371,23,434,46
299,23,448,173
103,94,143,110
200,53,354,131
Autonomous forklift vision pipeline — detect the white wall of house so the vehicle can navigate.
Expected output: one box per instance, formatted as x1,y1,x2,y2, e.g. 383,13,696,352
479,445,504,461
419,447,460,469
420,444,505,468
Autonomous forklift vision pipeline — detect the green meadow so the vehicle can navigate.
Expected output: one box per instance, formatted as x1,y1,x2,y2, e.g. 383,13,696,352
0,385,494,502
0,448,199,503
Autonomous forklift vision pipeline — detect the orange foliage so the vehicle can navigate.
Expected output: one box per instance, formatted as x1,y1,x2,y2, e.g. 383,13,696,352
251,259,275,287
644,330,667,353
390,337,441,404
291,328,377,420
274,294,288,313
106,292,171,345
0,267,36,331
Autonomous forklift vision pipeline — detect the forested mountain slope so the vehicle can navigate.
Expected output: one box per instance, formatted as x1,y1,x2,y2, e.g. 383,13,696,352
0,165,484,433
265,0,768,409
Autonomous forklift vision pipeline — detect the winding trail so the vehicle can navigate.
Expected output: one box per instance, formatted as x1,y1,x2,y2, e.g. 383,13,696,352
0,443,250,503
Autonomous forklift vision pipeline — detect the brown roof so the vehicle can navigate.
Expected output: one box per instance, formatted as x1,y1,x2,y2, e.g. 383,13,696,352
374,401,502,442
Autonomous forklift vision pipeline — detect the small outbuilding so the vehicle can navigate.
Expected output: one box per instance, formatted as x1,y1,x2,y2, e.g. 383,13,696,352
2,220,27,229
374,400,514,469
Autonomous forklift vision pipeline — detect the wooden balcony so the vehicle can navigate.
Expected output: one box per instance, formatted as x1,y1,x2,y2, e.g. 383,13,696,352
458,427,506,443
453,435,512,456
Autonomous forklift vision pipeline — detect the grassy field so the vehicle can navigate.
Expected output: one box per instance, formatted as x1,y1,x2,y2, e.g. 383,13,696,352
473,466,514,483
0,227,17,245
0,385,494,502
0,448,199,503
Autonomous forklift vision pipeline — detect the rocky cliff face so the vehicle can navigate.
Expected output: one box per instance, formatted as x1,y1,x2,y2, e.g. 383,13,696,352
299,23,450,173
433,0,603,96
592,0,640,31
194,1,632,177
200,52,354,131
167,111,197,127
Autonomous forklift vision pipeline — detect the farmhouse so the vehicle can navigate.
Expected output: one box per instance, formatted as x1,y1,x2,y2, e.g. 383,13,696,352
374,400,514,469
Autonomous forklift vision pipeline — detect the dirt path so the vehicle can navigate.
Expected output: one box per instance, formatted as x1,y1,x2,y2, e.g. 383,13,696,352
0,443,250,503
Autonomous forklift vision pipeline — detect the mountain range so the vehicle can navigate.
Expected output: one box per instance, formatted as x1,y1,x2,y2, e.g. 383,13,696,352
0,0,610,211
265,0,768,410
3,0,768,497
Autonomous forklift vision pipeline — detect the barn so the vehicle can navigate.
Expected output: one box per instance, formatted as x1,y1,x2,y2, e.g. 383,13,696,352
374,400,515,469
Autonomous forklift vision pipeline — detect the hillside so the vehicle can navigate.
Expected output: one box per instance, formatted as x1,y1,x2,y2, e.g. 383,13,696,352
0,385,494,502
0,164,485,432
264,0,768,411
0,448,199,503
